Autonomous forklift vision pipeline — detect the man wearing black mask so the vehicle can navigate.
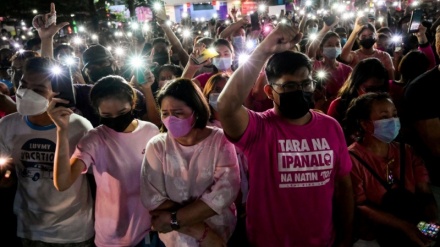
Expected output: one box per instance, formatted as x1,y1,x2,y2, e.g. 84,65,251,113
151,38,171,66
82,44,119,83
341,16,395,79
217,24,354,247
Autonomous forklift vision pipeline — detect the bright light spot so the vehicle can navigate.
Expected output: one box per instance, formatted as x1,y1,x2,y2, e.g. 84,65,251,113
212,13,218,18
51,65,62,75
412,1,419,6
127,32,133,37
18,49,24,53
332,3,339,9
225,20,231,25
201,17,205,22
115,47,124,56
198,30,201,34
357,11,365,17
78,26,85,32
305,0,312,6
166,20,172,26
21,35,26,40
377,0,385,5
204,31,209,36
323,10,328,15
342,13,350,20
378,17,384,23
32,9,38,14
107,46,112,51
22,26,27,30
21,21,25,26
281,18,287,24
369,9,375,13
1,37,6,41
239,54,250,65
273,20,278,25
311,15,316,20
64,56,75,66
71,14,75,17
131,22,139,30
338,4,346,12
107,22,111,26
246,40,256,49
392,2,398,6
264,26,271,32
13,43,20,48
392,35,401,43
309,33,318,40
182,29,191,38
27,31,33,36
177,28,182,33
258,4,266,12
91,34,98,40
153,2,162,11
317,70,327,79
130,56,144,68
182,12,189,18
143,23,150,31
300,10,305,15
195,18,200,22
0,157,7,166
73,36,82,45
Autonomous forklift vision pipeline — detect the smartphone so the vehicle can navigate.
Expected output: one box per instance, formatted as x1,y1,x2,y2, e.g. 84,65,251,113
156,8,167,21
51,65,76,108
408,9,423,33
191,48,219,65
417,221,440,240
393,36,402,52
134,68,146,85
250,12,261,31
323,14,337,26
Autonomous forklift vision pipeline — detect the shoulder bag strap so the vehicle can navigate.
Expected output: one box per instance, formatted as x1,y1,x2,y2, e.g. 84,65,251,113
349,150,391,191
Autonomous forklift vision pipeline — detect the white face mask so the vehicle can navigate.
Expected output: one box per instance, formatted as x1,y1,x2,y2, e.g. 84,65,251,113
232,36,245,50
307,27,318,34
212,57,232,71
16,88,49,116
209,93,220,112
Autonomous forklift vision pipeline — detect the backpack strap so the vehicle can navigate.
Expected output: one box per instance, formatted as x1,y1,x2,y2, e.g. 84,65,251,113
349,151,391,191
400,142,406,188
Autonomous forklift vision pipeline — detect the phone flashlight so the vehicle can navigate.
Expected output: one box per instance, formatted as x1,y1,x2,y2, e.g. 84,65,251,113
317,70,327,80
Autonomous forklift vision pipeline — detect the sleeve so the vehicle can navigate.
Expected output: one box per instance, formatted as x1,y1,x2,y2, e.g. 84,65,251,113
140,138,169,211
200,135,241,215
382,52,395,71
71,130,99,174
226,110,260,153
418,44,436,70
327,98,341,120
407,144,430,184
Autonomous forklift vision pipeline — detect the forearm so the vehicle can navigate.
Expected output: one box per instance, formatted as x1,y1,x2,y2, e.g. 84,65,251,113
219,21,241,39
358,204,409,230
177,200,216,228
340,32,356,63
161,24,189,66
307,27,330,58
142,86,161,126
334,176,354,246
299,15,308,33
40,37,54,58
181,62,199,80
54,129,75,191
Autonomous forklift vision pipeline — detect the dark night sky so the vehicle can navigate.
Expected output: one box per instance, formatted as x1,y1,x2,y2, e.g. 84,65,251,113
0,0,91,19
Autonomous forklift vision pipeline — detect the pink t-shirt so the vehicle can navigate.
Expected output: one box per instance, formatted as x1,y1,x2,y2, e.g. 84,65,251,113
194,72,215,89
231,109,352,247
313,60,352,98
348,49,394,75
72,120,160,247
141,127,240,246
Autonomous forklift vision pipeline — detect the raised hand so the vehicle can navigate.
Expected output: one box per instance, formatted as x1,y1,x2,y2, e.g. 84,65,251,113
34,3,69,40
257,24,303,55
47,98,73,130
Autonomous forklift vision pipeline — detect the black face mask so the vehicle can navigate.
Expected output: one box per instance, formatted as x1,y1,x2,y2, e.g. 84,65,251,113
275,90,311,119
153,52,170,66
88,65,115,83
100,111,134,132
359,38,376,49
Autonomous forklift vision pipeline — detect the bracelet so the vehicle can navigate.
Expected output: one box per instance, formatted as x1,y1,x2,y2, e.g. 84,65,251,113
197,222,210,245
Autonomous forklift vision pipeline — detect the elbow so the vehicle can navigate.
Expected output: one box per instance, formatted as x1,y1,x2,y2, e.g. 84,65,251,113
54,180,71,192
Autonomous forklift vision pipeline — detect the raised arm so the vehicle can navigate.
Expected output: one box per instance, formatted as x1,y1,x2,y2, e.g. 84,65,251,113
306,17,339,59
47,99,85,191
158,21,189,67
219,17,249,40
34,3,69,59
217,24,303,141
340,16,364,64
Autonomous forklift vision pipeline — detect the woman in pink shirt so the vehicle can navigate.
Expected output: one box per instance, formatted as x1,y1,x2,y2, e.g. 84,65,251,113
48,76,161,247
344,92,437,247
307,17,353,113
141,78,240,247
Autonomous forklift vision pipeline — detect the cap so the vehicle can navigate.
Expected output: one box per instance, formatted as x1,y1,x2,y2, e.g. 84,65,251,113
335,27,347,35
368,13,376,20
82,44,113,70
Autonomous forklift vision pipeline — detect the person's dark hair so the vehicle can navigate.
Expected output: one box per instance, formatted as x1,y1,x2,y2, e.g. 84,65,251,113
377,27,392,37
336,58,389,123
265,51,312,84
212,39,234,53
305,19,318,27
152,38,169,47
10,50,39,63
54,44,74,59
398,50,429,84
197,37,215,47
90,75,137,111
156,78,210,130
320,32,340,49
202,73,229,121
23,57,54,76
357,23,376,38
142,42,153,56
343,92,392,141
24,37,41,50
156,64,183,79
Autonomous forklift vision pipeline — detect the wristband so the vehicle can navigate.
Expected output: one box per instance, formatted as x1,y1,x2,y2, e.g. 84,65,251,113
197,222,210,244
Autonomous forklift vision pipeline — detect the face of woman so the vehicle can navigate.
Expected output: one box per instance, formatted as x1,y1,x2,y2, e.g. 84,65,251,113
369,98,397,122
361,98,399,141
215,44,233,59
160,96,194,120
98,98,132,118
158,69,176,89
210,78,227,94
323,36,341,48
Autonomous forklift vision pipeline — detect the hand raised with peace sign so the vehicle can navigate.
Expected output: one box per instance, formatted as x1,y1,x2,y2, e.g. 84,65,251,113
33,3,69,40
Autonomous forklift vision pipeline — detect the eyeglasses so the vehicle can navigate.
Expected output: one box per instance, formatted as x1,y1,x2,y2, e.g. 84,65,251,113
272,79,316,93
7,67,22,77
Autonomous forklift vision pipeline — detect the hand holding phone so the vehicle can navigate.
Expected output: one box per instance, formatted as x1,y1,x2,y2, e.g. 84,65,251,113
408,9,423,34
191,48,219,65
323,14,337,27
51,65,76,108
250,12,261,31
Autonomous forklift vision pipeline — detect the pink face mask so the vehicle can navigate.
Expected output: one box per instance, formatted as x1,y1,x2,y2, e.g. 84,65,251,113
162,112,194,138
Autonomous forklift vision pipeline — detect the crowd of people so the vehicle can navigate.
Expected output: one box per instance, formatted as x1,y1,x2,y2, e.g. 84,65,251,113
1,1,440,247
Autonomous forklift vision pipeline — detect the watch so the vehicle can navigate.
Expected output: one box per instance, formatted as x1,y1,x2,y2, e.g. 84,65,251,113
170,211,180,230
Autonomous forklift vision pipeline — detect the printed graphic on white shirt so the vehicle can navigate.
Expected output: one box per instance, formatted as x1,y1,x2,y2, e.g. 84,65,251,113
20,138,55,181
278,138,334,188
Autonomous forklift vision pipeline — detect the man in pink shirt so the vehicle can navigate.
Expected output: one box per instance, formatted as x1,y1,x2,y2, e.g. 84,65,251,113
218,25,354,246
